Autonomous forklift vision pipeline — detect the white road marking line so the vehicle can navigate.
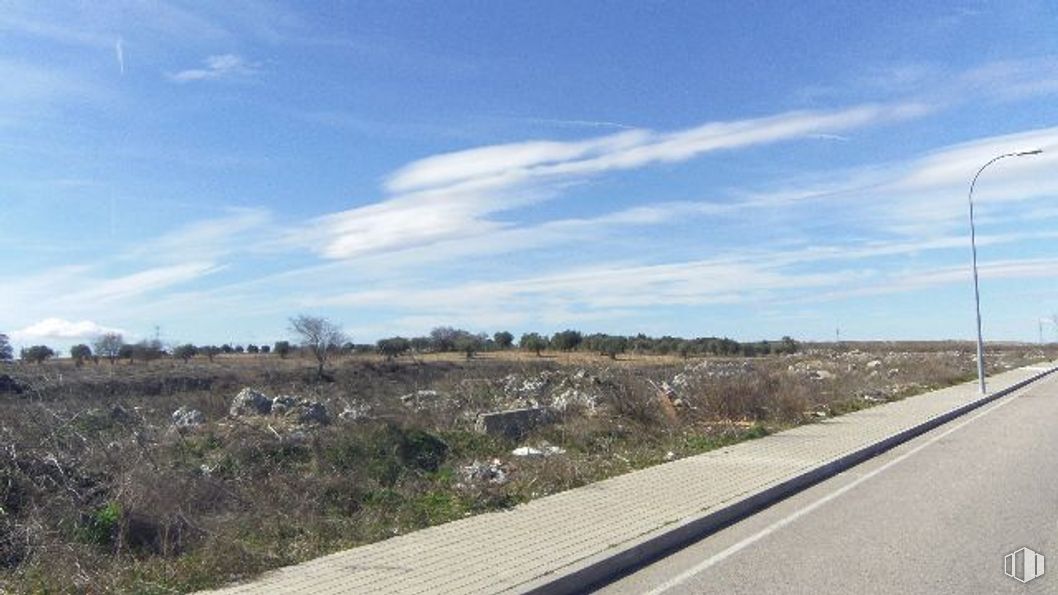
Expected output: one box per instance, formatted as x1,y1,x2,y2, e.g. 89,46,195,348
644,384,1034,595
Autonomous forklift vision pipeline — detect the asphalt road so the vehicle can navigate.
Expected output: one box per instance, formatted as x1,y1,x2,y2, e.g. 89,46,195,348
597,371,1058,595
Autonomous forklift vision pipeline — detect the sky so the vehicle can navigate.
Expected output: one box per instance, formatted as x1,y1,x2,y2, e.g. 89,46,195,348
3,1,1058,351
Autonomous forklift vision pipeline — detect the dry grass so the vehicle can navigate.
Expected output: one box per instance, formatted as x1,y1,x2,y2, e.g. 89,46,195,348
0,343,1054,593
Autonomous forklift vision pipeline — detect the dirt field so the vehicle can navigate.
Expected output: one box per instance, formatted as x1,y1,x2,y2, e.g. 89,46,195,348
0,343,1054,593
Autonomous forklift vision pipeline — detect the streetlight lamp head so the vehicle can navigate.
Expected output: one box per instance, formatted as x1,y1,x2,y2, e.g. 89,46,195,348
1016,149,1043,156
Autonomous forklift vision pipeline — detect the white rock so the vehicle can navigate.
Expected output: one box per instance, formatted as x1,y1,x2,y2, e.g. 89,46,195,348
512,446,544,457
171,406,205,429
230,388,272,416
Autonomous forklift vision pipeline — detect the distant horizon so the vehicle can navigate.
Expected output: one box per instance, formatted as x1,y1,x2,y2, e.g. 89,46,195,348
4,324,1054,357
3,3,1058,348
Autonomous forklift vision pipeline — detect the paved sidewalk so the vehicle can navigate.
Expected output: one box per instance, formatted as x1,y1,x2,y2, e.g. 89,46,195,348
205,362,1057,595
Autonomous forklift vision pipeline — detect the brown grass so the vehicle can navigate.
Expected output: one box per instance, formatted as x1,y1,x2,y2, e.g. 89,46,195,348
0,343,1054,592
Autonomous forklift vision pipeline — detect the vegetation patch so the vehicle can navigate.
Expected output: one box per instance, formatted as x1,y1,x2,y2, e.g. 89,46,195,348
0,339,1052,592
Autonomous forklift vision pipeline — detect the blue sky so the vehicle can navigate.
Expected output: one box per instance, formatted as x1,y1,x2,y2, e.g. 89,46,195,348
3,1,1058,350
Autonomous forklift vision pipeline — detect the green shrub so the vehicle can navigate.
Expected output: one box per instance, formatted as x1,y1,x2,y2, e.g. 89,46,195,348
398,429,449,472
77,502,121,546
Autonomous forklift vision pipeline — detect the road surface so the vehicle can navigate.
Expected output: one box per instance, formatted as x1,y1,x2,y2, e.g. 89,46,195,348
598,371,1058,594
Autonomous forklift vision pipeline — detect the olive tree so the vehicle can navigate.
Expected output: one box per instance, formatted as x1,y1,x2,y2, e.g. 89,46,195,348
429,326,462,352
132,340,164,364
290,315,347,378
519,332,547,357
550,329,583,352
598,335,628,360
377,337,411,360
70,344,92,366
20,345,55,365
0,334,12,362
453,333,484,360
493,331,514,350
173,344,198,362
200,345,221,362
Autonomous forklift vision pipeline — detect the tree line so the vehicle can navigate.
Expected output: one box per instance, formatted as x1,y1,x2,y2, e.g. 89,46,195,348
0,317,799,368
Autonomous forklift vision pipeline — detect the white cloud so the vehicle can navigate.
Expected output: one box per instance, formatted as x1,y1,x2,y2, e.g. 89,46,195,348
957,57,1058,103
386,104,921,194
811,257,1058,303
0,59,98,105
892,127,1055,192
115,37,125,74
64,262,223,304
11,318,124,341
127,208,273,261
315,256,864,315
691,124,1058,239
304,102,925,260
168,54,257,82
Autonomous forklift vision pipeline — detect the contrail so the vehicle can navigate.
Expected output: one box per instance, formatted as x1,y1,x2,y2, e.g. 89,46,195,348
115,38,125,75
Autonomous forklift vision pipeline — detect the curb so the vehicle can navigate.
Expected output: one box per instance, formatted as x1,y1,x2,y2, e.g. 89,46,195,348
522,364,1058,595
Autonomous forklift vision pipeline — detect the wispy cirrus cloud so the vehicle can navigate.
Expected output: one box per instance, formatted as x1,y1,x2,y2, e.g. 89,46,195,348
3,262,224,320
125,208,273,262
0,59,99,105
115,37,125,75
299,102,926,260
385,103,925,194
65,262,224,304
168,54,257,82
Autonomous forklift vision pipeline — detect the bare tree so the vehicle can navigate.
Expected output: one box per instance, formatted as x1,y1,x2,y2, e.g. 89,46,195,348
93,333,124,365
290,315,347,378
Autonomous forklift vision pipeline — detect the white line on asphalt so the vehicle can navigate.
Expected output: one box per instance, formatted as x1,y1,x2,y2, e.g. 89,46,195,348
644,383,1034,595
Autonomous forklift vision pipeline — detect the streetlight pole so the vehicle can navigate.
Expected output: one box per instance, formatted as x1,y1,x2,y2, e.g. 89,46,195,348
967,149,1042,394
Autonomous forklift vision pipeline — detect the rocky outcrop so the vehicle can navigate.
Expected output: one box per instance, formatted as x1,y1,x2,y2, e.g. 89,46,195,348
229,388,329,425
229,388,272,416
171,406,205,429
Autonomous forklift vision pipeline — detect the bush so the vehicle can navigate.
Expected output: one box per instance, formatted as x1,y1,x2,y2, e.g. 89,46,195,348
398,429,449,473
77,502,121,547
